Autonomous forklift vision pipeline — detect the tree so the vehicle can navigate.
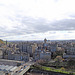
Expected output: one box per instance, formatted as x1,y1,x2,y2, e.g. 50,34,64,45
54,56,62,68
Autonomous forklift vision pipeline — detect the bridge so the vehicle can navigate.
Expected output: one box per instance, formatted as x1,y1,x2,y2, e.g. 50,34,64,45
13,61,35,75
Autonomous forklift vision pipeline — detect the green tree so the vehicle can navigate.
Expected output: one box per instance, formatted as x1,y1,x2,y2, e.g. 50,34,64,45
54,56,62,68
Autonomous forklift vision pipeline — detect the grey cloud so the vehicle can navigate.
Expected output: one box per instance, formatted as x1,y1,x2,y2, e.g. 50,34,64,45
69,15,75,18
49,31,56,34
51,19,75,30
2,15,75,37
21,17,52,33
0,36,5,37
69,14,75,18
21,17,75,32
67,31,73,33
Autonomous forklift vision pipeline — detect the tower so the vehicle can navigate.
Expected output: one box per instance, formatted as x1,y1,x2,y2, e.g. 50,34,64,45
6,40,7,45
44,38,47,43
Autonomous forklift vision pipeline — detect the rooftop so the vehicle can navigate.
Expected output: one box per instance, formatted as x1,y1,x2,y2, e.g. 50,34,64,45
0,65,17,72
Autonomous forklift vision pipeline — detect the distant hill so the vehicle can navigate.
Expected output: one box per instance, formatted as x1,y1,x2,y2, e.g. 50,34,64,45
0,39,4,44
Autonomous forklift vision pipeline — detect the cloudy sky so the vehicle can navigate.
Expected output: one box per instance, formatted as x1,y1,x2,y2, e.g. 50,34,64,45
0,0,75,40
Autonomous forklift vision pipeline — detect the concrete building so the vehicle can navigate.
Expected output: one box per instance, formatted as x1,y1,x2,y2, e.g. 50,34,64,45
19,43,37,57
8,52,29,62
63,45,75,60
33,49,41,61
50,43,57,52
63,53,75,60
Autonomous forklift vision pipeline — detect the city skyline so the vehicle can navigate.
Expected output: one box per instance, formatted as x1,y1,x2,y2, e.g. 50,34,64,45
0,0,75,40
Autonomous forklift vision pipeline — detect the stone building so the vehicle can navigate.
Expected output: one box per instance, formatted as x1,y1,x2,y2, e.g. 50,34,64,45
40,50,51,61
34,49,51,61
